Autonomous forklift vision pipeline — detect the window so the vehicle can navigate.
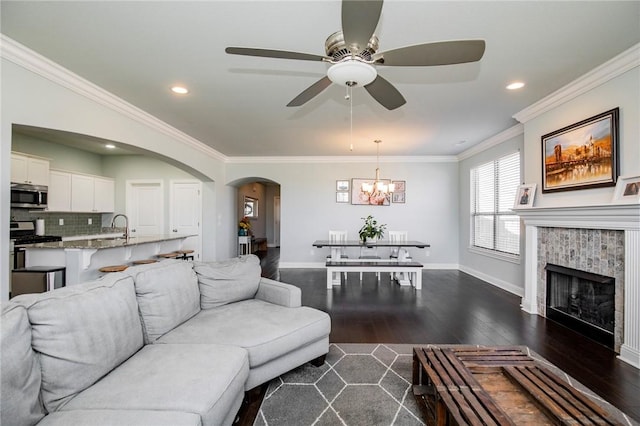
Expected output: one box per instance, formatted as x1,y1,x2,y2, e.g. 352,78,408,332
470,152,521,257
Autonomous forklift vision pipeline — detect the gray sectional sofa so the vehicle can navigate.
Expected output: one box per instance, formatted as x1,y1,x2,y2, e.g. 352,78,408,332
1,255,330,426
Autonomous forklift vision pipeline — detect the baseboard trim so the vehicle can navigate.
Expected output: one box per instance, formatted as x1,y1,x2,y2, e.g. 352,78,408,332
458,265,524,297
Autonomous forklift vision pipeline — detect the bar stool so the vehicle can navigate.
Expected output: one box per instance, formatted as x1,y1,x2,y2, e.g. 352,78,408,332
132,259,157,265
177,249,194,261
99,265,128,273
156,252,181,260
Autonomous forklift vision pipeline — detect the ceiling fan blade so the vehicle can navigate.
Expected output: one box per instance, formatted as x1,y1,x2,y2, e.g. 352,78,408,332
341,0,383,52
364,75,406,110
225,47,328,62
287,76,333,107
373,40,486,66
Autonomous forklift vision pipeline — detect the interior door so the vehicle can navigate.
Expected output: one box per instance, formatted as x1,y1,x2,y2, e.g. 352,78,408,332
170,181,202,260
126,180,164,236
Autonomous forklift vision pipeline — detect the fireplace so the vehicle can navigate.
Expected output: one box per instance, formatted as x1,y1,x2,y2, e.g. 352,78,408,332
545,264,615,349
517,204,640,369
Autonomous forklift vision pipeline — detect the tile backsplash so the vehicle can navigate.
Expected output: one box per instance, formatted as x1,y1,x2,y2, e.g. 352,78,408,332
11,209,106,237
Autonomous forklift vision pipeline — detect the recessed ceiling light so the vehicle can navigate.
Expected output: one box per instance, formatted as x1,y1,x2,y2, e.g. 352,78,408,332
105,144,116,149
171,86,189,94
506,81,525,90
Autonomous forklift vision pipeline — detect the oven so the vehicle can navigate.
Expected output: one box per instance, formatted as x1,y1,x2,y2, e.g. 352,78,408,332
10,221,63,298
10,221,62,269
11,183,48,209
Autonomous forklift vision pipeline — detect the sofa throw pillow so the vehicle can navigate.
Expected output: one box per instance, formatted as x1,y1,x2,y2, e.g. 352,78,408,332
126,260,200,343
194,255,262,309
12,273,143,413
1,303,46,426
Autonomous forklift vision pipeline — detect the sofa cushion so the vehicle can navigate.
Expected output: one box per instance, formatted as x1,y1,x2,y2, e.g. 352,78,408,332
38,409,202,426
12,273,143,412
0,303,46,426
194,255,262,309
126,260,200,343
61,344,249,426
157,299,331,368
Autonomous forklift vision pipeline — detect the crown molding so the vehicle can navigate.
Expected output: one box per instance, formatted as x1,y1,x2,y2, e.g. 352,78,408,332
225,155,458,164
457,123,524,161
1,34,227,163
513,43,640,124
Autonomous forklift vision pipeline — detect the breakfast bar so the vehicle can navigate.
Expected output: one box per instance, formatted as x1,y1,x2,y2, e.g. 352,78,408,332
21,234,194,285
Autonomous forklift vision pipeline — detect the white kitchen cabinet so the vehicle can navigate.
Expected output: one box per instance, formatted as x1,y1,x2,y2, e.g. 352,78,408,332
49,170,115,212
71,174,96,212
11,153,50,186
48,170,72,211
93,177,115,212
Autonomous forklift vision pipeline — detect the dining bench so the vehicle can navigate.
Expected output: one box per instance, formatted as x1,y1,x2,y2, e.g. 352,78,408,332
325,259,423,289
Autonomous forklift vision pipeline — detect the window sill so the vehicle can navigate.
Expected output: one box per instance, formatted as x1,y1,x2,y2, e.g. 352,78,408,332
467,246,521,264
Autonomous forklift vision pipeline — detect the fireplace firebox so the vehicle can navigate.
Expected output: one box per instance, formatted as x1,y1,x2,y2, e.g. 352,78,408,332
545,264,615,349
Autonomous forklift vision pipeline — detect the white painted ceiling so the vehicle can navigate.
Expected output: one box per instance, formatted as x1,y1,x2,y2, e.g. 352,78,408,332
2,1,639,157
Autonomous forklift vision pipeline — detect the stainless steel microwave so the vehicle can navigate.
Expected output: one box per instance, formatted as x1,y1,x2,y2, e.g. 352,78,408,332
10,183,48,209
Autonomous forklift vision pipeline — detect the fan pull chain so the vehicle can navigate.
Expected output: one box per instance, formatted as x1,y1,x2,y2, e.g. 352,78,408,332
349,85,354,151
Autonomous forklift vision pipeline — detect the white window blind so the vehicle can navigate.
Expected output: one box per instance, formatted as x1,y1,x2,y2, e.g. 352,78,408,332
470,152,521,256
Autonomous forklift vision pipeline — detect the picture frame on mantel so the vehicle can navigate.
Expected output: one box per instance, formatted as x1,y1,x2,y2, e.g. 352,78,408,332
541,107,619,193
612,175,640,204
513,183,536,209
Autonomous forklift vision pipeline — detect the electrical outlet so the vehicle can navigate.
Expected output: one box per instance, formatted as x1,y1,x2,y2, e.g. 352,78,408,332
58,218,64,226
88,218,92,225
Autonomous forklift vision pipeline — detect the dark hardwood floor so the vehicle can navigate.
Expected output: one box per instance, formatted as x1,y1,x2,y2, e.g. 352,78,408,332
251,248,640,423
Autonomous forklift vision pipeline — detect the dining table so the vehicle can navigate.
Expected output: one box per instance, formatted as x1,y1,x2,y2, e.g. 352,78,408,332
312,239,430,288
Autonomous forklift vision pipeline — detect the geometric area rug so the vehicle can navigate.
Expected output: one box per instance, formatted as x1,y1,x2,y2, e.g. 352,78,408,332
253,344,429,426
254,343,638,426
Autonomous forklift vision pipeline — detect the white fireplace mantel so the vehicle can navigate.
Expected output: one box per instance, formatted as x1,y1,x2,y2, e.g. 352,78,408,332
516,203,640,369
515,203,640,229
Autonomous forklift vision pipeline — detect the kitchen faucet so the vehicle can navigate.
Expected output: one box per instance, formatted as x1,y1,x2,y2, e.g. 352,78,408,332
111,214,129,240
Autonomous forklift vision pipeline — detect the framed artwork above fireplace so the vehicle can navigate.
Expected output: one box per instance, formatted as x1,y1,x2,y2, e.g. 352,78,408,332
541,108,619,193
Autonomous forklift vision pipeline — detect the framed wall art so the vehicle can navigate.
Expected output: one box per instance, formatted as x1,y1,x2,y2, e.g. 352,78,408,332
351,178,391,206
612,175,640,204
513,183,536,209
336,180,350,191
336,192,349,203
541,108,619,193
244,196,258,218
392,192,405,204
392,180,406,192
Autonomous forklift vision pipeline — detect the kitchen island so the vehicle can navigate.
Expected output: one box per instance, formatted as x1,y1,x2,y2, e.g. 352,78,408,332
21,234,194,285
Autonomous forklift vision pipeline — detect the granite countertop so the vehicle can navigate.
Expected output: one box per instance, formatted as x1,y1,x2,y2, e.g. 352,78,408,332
19,234,194,249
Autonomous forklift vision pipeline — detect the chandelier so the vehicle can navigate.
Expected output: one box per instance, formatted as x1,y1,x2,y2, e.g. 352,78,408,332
361,140,395,197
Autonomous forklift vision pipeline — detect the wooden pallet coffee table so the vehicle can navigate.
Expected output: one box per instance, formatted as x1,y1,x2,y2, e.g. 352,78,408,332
412,346,624,425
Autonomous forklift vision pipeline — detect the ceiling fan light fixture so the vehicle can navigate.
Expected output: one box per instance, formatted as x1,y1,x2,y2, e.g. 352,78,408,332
327,61,377,87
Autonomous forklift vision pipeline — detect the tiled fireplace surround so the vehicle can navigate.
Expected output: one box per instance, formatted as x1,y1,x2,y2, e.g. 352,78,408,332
518,204,640,369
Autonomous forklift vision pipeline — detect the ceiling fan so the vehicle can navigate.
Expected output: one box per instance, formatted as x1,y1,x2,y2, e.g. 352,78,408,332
225,0,485,110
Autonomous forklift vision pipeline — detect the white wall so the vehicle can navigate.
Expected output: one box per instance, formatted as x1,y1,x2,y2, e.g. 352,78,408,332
458,131,525,296
456,46,639,298
523,68,640,207
226,160,460,268
1,45,235,301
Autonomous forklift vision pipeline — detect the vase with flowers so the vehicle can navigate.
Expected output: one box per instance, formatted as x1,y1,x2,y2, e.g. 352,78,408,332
238,216,251,236
358,215,386,244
